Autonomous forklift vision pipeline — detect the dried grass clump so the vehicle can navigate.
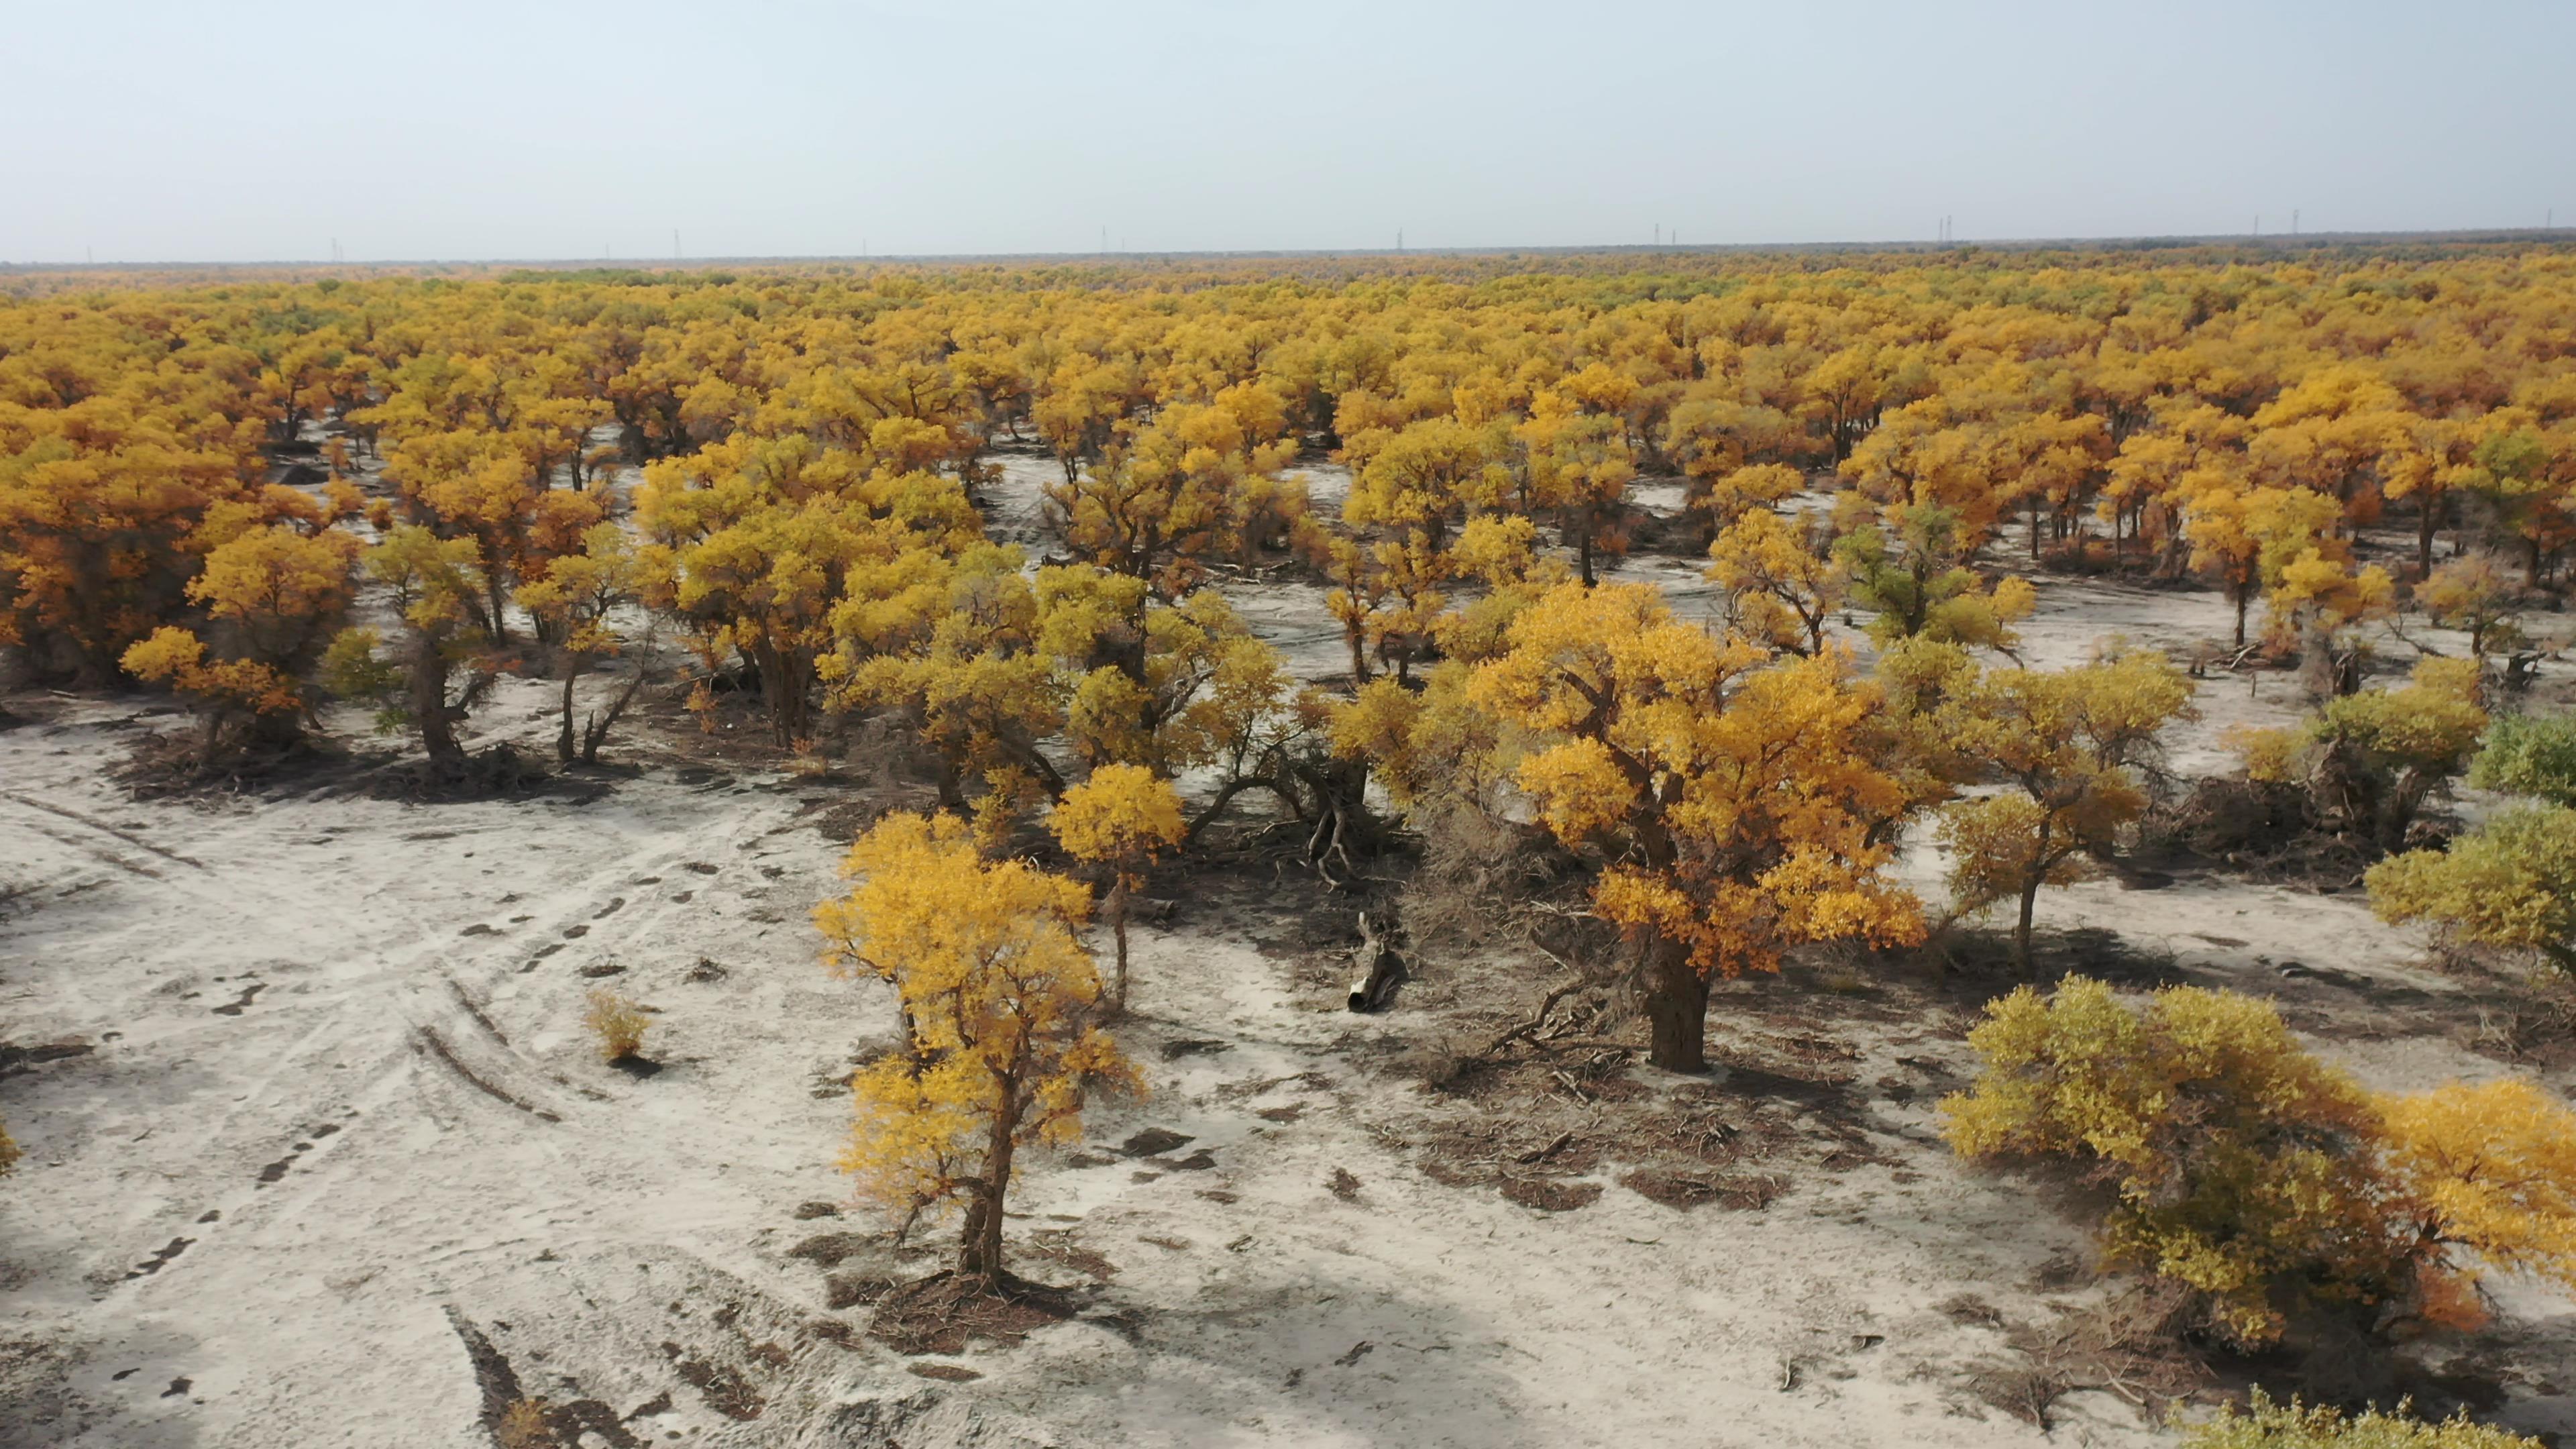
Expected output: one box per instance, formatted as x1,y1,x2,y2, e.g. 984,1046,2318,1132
583,989,649,1063
497,1397,553,1449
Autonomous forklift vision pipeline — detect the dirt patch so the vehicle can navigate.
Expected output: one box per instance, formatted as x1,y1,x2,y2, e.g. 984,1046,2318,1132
785,1232,874,1269
1498,1177,1602,1212
1617,1171,1785,1211
661,1341,764,1421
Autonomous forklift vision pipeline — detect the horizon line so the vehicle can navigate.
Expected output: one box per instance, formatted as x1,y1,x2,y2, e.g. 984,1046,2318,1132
7,225,2575,272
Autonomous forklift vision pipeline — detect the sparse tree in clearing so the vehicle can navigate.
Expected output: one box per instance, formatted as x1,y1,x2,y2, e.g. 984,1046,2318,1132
2182,480,2341,651
519,521,655,765
1466,582,1925,1071
2467,712,2576,806
2416,554,2525,660
816,813,1140,1283
321,526,494,777
2367,805,2576,969
1934,648,2198,973
1047,763,1186,1014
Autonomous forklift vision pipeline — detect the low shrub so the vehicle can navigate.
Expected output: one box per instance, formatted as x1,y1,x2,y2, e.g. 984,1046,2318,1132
583,990,649,1063
2180,1394,2540,1447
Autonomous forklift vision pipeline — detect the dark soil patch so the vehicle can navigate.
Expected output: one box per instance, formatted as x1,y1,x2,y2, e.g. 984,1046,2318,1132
1618,1170,1784,1211
868,1271,1083,1356
0,1038,93,1079
786,1232,873,1269
908,1362,983,1382
1499,1177,1601,1212
660,1342,763,1421
543,1399,645,1449
1117,1128,1193,1157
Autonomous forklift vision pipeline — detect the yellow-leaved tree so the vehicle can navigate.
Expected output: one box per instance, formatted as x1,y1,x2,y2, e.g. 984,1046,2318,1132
519,521,653,765
1048,763,1186,1014
1934,648,2198,972
121,514,364,769
2367,805,2576,969
814,813,1140,1284
2377,1077,2576,1311
322,526,493,776
1468,582,1925,1071
1947,977,2576,1349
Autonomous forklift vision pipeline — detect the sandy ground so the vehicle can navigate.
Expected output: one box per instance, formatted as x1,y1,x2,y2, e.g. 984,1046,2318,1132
4,466,2573,1448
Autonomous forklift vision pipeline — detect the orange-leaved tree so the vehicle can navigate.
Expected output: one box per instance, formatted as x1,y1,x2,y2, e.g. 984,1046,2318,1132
1468,582,1925,1071
814,812,1140,1283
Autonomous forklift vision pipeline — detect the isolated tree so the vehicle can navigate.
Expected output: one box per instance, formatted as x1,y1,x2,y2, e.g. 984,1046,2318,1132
1936,649,2198,971
1047,763,1186,1013
818,814,1139,1283
1468,582,1924,1071
2367,805,2576,968
2183,483,2341,649
519,521,653,764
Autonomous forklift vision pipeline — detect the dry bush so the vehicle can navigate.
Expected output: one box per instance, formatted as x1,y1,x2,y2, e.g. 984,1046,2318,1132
1396,806,1579,961
0,1114,19,1176
582,989,649,1063
497,1397,553,1449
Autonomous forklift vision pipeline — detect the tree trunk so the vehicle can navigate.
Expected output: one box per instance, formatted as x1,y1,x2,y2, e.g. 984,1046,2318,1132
1644,938,1709,1073
556,663,582,764
2015,877,2043,977
1108,877,1131,1014
412,634,464,775
2416,495,2438,580
957,1080,1021,1284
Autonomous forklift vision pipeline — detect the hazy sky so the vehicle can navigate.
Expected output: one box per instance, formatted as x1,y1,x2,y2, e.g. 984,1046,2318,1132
6,0,2569,263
